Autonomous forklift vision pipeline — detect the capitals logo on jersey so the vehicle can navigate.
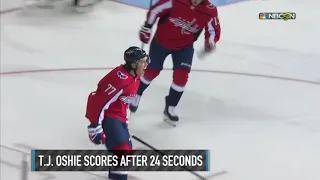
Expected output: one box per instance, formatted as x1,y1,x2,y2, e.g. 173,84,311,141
117,71,128,79
169,17,200,35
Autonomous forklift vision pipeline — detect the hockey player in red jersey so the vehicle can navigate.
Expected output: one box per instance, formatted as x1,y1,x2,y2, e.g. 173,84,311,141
129,0,221,125
85,46,149,180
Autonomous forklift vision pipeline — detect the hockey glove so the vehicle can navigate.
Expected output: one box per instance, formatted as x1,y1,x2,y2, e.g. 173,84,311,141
87,124,106,145
204,38,216,53
139,23,152,44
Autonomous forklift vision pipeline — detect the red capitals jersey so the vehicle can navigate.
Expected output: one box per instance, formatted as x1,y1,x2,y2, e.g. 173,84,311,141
85,65,140,124
146,0,221,49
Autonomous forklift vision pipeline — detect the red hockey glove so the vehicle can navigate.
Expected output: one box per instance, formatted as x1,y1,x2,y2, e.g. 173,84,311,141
87,124,106,145
139,23,152,44
205,38,216,53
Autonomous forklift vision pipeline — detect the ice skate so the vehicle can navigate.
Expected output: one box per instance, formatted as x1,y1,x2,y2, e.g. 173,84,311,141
129,94,141,113
163,96,179,127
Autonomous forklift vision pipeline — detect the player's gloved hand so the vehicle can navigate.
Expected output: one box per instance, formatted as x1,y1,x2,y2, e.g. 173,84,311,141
139,23,152,44
87,124,106,145
204,38,216,53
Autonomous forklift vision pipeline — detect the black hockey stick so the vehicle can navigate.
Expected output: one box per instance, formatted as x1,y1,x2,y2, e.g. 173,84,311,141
132,135,207,180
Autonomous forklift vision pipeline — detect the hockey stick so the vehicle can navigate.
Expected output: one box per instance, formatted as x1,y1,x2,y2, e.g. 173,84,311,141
132,135,207,180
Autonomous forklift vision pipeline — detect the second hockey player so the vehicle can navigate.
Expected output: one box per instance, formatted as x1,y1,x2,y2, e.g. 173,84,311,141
130,0,221,126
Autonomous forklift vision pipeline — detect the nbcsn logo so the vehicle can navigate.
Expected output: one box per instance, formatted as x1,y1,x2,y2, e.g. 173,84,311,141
259,12,296,21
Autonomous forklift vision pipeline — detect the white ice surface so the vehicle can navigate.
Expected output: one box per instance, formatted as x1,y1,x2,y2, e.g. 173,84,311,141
1,0,320,180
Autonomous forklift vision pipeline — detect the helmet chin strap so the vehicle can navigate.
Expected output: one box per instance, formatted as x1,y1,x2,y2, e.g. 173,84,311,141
133,68,138,77
132,63,138,77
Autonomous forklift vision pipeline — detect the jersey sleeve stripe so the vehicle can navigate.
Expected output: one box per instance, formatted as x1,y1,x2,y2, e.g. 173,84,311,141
97,89,123,124
207,18,216,43
147,0,173,25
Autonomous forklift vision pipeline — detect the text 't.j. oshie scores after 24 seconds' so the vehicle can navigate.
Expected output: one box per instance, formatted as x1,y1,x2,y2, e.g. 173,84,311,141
37,154,204,167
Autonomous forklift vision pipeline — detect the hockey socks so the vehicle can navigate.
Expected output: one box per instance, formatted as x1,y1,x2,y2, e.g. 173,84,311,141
137,76,150,95
137,69,160,95
137,69,186,106
167,83,184,106
167,68,188,106
130,76,151,112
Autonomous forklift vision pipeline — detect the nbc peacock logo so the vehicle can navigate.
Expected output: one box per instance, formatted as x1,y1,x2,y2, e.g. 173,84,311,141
259,13,266,19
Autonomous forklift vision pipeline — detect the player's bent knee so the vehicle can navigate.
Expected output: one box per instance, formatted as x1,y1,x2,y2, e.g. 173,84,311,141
173,69,189,87
141,69,161,83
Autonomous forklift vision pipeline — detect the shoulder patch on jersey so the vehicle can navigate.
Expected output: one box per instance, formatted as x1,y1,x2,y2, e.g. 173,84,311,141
207,3,216,9
117,71,128,79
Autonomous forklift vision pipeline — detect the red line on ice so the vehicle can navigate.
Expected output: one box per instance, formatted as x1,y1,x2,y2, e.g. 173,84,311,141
0,67,319,85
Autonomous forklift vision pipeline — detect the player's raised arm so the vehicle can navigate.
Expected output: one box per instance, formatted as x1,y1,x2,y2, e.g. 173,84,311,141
146,0,173,26
140,0,173,44
204,5,221,52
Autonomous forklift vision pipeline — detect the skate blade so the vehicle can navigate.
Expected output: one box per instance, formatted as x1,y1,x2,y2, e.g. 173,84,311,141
163,116,177,127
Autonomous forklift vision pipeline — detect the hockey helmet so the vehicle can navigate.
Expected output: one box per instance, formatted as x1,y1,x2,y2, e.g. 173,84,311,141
124,46,150,64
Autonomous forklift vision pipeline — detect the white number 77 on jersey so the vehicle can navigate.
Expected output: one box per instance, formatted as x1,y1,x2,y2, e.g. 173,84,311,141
105,84,116,95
